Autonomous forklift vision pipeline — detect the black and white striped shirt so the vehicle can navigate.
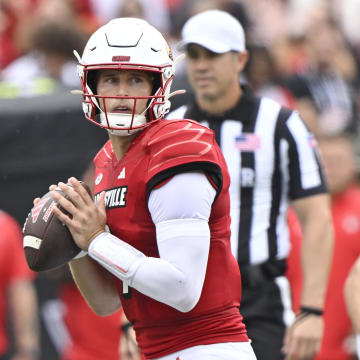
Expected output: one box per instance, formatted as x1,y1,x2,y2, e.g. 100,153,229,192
167,86,327,266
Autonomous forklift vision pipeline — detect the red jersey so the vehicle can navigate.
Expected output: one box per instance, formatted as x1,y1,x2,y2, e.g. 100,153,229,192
287,186,360,360
0,211,35,354
60,283,122,360
93,119,248,359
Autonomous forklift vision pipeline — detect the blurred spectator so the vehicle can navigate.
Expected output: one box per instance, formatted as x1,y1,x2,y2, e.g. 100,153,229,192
284,17,359,136
42,265,122,360
0,0,38,70
344,256,360,360
244,45,295,108
333,0,360,52
0,0,95,98
0,210,39,360
186,0,223,17
0,4,16,69
288,133,360,359
285,0,329,39
0,0,97,72
0,21,86,97
88,0,171,35
239,0,287,46
26,0,98,35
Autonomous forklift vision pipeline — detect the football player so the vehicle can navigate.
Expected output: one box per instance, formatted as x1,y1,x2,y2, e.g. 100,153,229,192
0,211,39,360
49,18,257,360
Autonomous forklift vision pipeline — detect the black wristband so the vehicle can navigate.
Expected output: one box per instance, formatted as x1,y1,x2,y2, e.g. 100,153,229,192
121,322,133,333
299,306,323,316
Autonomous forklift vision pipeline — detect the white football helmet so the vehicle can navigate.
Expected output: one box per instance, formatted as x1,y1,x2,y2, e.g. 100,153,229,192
74,18,175,136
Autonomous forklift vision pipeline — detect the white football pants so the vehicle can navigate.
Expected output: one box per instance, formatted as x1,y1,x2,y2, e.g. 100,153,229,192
155,341,257,359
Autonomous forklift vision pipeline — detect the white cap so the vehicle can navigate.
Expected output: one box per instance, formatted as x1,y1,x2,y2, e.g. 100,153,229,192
179,9,246,54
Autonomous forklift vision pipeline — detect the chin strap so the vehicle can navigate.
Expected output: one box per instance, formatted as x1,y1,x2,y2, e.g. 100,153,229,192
168,89,186,98
99,112,147,136
70,90,82,95
73,50,81,62
174,53,185,65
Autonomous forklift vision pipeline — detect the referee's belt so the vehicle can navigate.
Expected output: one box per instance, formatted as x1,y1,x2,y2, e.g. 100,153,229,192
240,259,287,288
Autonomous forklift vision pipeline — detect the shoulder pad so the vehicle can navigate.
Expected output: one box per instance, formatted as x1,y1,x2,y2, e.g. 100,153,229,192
93,140,113,168
146,119,221,181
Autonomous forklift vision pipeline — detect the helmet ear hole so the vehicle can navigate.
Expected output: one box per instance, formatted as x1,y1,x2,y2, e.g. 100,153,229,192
151,73,162,95
87,70,98,95
86,70,100,116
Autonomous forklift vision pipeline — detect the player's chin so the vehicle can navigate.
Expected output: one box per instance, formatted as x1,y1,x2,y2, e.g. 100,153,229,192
194,79,213,89
193,80,215,91
198,89,218,102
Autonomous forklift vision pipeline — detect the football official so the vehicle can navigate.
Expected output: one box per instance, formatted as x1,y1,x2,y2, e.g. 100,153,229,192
167,10,334,360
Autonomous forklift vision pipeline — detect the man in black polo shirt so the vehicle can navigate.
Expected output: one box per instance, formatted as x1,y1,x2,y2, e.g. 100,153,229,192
168,9,333,360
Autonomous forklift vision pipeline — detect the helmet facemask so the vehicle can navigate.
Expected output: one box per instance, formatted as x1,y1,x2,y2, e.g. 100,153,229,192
80,64,173,136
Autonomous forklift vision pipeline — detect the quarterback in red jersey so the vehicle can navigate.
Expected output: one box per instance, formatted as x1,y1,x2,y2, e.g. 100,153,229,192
49,17,255,360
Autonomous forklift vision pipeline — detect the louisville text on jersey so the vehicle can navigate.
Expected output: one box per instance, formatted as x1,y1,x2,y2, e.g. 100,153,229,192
95,186,128,209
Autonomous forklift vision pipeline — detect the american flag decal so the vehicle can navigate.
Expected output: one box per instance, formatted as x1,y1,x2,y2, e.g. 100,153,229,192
235,133,261,151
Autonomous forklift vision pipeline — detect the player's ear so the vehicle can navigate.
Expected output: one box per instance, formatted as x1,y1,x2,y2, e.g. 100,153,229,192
235,50,249,73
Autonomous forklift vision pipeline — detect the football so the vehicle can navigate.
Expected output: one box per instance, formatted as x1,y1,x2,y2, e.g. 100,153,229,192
23,182,92,272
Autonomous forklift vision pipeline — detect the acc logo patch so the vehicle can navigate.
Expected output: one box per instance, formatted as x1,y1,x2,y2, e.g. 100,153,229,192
95,173,103,185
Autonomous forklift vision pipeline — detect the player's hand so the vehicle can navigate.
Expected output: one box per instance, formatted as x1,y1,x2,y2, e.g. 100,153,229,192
50,177,107,251
282,314,323,359
33,185,58,206
119,325,142,360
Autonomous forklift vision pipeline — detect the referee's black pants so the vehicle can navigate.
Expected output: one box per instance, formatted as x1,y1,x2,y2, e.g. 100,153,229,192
240,261,293,360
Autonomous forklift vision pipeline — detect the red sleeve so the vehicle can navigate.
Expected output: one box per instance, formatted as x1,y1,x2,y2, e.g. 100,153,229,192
0,212,35,283
145,120,223,195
